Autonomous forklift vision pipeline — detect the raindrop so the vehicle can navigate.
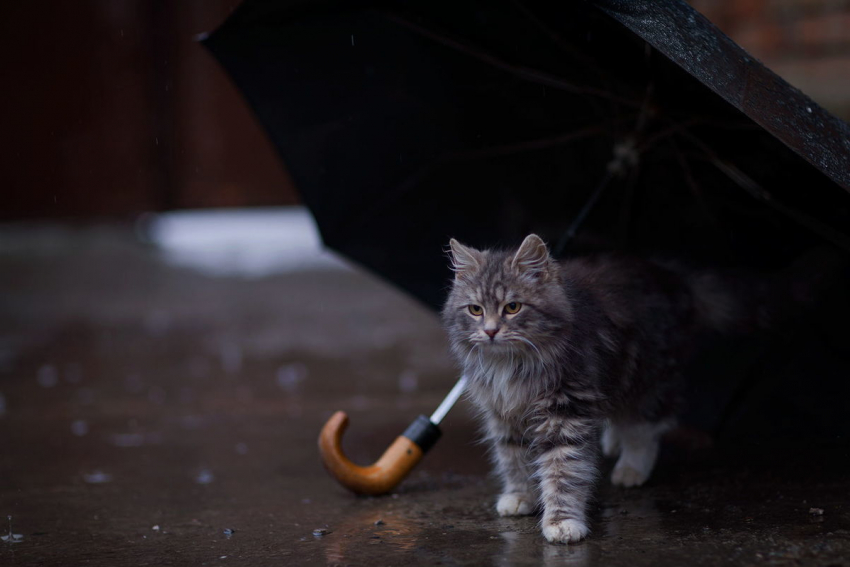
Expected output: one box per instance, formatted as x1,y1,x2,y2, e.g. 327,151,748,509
351,34,355,46
37,364,59,388
276,363,307,393
398,369,418,393
0,393,6,417
2,516,23,544
235,442,248,455
71,419,89,436
111,433,146,447
83,470,113,484
195,469,214,485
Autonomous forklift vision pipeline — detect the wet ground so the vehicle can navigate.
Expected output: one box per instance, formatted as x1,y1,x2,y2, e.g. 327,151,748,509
1,218,849,566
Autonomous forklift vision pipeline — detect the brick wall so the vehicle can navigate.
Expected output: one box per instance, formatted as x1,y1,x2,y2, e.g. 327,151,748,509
691,0,850,119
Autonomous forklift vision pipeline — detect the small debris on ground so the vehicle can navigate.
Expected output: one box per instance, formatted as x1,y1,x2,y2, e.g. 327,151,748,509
312,528,331,537
809,508,825,516
223,528,235,538
374,519,385,526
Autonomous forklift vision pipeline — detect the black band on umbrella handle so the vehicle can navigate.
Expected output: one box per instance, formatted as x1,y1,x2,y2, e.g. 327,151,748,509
402,415,442,453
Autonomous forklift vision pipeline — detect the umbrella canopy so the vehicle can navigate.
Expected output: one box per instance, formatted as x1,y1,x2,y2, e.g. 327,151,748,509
202,0,850,438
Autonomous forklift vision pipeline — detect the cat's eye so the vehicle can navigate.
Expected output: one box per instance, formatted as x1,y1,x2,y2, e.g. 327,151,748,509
468,305,484,316
504,302,522,315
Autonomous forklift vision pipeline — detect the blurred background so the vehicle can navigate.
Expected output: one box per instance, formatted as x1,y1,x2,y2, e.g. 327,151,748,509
1,2,849,565
2,0,849,221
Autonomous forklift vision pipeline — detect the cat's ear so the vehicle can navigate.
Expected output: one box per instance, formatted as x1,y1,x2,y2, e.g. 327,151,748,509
512,234,551,278
448,238,482,276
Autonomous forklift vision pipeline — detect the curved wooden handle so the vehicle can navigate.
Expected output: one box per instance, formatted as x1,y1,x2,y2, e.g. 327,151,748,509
318,411,424,495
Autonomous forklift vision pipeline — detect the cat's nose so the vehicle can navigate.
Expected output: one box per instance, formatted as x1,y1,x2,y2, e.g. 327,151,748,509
484,328,499,339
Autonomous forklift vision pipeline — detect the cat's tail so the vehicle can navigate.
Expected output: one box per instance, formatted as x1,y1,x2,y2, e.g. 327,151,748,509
686,246,849,335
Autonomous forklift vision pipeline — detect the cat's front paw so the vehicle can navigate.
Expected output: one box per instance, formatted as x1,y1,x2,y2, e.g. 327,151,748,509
496,492,535,516
611,464,649,487
542,519,589,544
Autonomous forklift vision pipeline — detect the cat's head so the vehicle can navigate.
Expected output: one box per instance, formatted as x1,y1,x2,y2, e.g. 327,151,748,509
442,234,571,355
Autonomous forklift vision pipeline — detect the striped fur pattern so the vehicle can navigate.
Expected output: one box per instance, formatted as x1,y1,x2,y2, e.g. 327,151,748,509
442,234,703,544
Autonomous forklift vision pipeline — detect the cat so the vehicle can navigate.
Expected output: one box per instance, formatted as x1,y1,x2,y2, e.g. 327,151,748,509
441,234,728,544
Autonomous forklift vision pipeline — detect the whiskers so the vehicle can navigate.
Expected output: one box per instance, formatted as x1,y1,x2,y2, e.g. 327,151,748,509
461,343,479,369
512,335,542,357
502,332,555,375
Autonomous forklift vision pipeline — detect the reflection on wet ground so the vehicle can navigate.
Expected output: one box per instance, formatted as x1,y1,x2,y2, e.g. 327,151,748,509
1,223,848,566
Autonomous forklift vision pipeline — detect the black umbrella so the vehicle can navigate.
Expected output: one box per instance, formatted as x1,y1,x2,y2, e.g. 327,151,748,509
201,0,850,448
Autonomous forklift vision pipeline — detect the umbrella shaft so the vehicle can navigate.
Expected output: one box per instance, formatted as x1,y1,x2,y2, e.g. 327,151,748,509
430,375,468,425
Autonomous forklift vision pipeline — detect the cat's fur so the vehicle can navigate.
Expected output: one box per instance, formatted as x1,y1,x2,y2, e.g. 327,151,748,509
442,234,723,544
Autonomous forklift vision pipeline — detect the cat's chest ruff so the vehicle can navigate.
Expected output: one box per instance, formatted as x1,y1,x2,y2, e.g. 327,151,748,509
466,354,540,417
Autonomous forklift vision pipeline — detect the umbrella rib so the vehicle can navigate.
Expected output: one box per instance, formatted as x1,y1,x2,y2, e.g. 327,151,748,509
445,124,608,160
349,124,612,233
670,138,721,228
507,0,620,90
682,132,850,253
554,168,616,255
378,11,641,109
636,117,702,153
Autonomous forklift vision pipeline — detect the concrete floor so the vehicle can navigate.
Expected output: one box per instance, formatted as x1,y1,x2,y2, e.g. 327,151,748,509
1,220,848,566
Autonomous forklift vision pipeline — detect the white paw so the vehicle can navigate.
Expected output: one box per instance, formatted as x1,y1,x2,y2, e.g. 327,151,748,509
542,519,589,544
496,493,535,516
611,464,649,487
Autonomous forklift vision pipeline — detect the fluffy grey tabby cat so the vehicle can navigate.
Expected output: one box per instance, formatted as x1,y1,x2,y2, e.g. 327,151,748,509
442,234,721,544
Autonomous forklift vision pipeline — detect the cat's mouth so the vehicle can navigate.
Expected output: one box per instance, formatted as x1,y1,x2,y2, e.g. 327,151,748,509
470,336,517,349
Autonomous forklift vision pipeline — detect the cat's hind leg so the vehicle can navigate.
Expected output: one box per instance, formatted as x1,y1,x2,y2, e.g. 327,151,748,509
600,419,621,457
609,420,672,487
485,414,537,517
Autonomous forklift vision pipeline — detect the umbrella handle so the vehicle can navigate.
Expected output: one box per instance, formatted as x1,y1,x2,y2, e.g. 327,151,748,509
318,411,441,495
